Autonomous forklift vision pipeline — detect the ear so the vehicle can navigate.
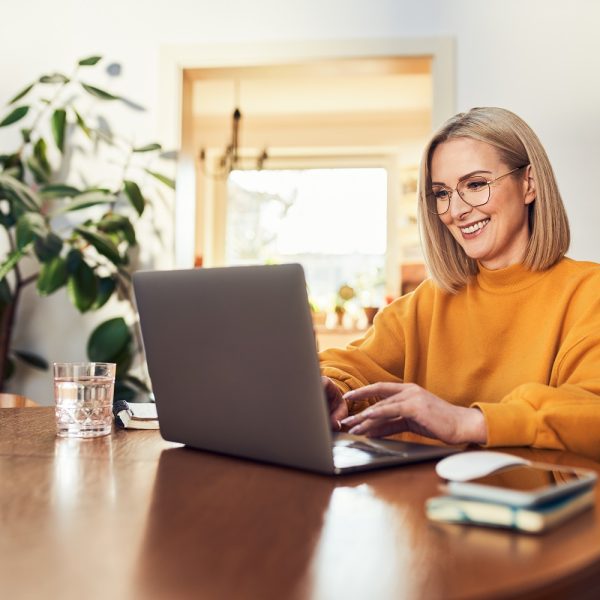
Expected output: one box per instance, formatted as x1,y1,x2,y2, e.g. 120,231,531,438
523,164,536,205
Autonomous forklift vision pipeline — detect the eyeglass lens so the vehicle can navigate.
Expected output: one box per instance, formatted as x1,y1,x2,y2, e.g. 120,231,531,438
431,176,490,215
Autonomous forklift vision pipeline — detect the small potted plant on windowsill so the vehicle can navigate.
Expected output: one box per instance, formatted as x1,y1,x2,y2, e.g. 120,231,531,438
334,283,355,327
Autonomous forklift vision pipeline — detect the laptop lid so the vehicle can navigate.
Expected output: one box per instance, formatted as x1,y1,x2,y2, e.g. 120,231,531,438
133,263,456,474
133,263,336,473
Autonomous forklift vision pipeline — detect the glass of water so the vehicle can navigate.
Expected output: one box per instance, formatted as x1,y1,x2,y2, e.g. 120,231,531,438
53,362,116,438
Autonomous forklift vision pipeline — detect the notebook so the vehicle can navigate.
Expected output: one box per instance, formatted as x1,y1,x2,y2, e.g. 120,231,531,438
132,263,456,474
425,488,595,533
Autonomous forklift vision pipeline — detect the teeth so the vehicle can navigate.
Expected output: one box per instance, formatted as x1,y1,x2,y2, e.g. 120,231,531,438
461,219,490,234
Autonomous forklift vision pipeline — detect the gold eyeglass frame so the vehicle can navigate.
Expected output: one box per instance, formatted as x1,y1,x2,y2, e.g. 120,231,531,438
427,164,529,215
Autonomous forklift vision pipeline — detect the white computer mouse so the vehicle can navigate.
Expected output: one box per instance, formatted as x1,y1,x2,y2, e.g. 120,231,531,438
435,450,530,482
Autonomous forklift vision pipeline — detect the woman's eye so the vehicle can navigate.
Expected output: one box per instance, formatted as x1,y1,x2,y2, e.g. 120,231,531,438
465,179,487,191
433,188,450,200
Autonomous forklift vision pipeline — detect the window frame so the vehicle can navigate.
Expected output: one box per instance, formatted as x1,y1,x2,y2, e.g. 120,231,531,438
198,152,404,297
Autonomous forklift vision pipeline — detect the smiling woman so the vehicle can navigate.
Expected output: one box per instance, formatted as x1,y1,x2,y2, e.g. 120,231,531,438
320,107,600,461
431,138,534,272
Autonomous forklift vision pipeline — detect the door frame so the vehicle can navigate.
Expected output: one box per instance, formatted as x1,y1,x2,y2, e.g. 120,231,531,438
159,37,455,267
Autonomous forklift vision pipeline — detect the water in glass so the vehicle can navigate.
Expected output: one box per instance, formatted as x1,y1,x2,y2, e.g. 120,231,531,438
55,375,114,438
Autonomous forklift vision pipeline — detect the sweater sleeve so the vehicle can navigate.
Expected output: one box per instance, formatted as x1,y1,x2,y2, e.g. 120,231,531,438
473,300,600,460
319,299,409,412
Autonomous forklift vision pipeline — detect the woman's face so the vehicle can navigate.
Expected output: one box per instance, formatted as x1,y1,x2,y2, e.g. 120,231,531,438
430,137,535,270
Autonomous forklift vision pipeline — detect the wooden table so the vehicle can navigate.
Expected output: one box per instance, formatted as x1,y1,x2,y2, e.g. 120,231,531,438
2,408,600,600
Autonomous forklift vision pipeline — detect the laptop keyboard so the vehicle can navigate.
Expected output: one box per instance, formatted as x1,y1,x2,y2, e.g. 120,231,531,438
345,440,407,457
333,440,410,468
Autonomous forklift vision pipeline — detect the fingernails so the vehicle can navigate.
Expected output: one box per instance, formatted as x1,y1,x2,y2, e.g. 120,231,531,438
349,425,362,435
340,416,354,425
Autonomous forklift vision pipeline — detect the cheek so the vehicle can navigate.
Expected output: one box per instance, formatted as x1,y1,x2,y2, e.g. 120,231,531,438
438,213,452,227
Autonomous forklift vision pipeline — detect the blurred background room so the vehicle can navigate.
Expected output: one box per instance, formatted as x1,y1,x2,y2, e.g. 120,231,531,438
1,0,599,404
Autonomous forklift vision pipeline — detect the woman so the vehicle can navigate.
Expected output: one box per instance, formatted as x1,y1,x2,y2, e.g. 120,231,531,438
321,107,600,460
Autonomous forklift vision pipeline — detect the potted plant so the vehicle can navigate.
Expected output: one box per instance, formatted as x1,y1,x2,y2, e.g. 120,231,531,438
334,283,355,327
0,55,175,400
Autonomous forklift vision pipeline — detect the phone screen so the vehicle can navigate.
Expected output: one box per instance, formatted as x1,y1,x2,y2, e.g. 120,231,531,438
468,464,585,492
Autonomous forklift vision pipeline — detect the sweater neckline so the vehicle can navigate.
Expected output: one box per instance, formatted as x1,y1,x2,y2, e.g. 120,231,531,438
475,261,548,293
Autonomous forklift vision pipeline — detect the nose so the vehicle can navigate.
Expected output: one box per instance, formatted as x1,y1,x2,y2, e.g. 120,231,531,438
448,189,472,220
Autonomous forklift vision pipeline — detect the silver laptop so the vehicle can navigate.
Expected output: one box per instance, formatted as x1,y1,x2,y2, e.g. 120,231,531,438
132,263,456,474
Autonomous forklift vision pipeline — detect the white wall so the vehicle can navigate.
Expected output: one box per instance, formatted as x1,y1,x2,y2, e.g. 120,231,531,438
2,0,599,402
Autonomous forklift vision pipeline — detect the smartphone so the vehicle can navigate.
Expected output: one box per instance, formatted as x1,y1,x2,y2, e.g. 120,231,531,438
443,462,597,507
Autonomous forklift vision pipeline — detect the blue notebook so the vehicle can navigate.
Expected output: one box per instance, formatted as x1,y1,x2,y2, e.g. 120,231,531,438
425,487,595,533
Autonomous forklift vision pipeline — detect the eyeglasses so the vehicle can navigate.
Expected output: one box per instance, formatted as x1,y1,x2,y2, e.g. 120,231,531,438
427,165,528,215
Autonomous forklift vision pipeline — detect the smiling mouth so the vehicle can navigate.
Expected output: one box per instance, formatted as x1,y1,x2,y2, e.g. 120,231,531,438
460,218,490,235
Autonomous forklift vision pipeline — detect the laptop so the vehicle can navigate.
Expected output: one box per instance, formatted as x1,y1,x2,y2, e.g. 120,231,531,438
132,263,456,474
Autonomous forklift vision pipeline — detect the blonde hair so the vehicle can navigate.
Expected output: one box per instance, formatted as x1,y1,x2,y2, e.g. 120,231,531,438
417,107,570,293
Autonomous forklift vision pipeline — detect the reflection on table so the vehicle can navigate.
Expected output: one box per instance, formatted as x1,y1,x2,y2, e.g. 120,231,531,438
1,408,600,600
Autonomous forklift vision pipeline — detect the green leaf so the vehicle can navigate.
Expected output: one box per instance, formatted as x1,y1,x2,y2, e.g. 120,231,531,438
16,212,46,249
73,108,91,139
66,248,83,273
55,191,117,213
39,73,70,84
51,109,67,152
26,157,49,184
92,276,116,309
123,180,145,216
81,83,120,101
78,56,102,66
122,374,151,392
34,138,51,175
0,248,27,280
0,278,12,306
67,259,97,312
114,380,137,402
37,256,68,295
0,154,24,180
144,169,175,190
0,172,41,211
133,143,162,153
39,184,81,198
0,106,29,127
113,343,134,377
8,83,35,105
75,227,122,265
83,186,112,194
33,232,63,262
98,213,136,245
13,349,49,370
159,150,178,161
87,317,132,362
21,128,32,143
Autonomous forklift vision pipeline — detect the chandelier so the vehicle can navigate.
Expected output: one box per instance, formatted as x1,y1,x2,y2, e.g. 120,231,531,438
198,80,268,179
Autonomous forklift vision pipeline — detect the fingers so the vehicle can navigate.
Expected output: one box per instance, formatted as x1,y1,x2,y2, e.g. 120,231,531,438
343,382,408,403
343,413,407,437
341,392,415,435
359,418,408,438
322,377,348,431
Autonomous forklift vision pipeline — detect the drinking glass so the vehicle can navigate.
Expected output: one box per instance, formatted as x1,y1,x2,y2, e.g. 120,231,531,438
53,362,116,438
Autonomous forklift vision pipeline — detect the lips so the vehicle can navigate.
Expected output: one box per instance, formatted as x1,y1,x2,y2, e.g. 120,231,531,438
460,218,490,235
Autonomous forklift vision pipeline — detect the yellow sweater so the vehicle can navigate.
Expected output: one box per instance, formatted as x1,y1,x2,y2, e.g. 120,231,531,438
320,258,600,459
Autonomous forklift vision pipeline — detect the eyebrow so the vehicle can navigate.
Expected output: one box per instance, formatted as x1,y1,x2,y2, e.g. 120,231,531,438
432,169,493,186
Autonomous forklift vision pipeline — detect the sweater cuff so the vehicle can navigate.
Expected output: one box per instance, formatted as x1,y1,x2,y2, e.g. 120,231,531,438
471,399,537,448
321,370,374,415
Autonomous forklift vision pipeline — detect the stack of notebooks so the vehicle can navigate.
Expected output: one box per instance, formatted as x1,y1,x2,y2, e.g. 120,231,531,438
113,400,160,430
426,486,595,534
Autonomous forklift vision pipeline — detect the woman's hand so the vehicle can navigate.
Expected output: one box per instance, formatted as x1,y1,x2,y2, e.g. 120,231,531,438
322,376,348,431
340,382,487,445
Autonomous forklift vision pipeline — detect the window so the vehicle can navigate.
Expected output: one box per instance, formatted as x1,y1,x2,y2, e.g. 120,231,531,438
226,168,387,312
